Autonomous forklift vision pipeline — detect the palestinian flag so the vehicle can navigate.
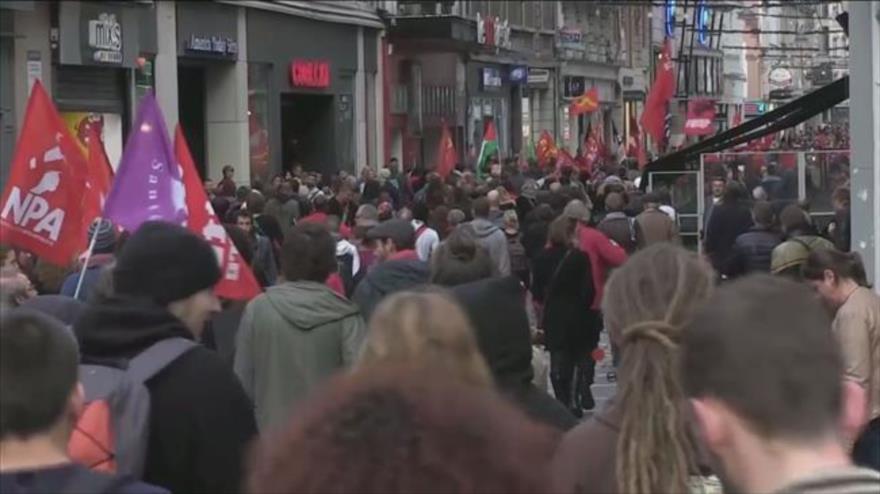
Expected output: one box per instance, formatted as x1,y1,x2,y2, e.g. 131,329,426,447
476,120,498,179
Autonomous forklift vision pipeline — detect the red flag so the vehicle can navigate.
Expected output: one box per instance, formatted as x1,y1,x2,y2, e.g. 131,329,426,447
81,125,114,228
636,135,648,169
556,148,576,172
569,86,599,116
641,38,676,144
0,81,90,266
536,130,558,168
175,125,261,301
434,120,457,180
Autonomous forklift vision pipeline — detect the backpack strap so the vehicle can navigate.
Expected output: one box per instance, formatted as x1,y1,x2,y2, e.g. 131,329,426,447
126,337,198,384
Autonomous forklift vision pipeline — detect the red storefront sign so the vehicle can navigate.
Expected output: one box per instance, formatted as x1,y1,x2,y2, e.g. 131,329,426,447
290,60,330,88
684,98,717,136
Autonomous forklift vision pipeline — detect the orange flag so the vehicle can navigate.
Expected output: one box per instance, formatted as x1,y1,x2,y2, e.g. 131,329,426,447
434,120,457,180
536,130,558,168
570,87,599,115
0,81,90,266
81,125,114,229
175,126,261,301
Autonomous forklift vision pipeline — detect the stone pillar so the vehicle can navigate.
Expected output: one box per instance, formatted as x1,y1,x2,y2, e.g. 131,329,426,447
354,26,368,174
154,1,178,131
205,6,249,186
13,2,52,133
849,1,880,288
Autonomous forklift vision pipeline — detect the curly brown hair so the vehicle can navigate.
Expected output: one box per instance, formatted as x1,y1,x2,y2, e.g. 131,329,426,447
246,365,559,494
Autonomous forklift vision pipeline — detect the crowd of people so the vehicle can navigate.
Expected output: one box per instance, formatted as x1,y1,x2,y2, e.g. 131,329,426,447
0,150,878,494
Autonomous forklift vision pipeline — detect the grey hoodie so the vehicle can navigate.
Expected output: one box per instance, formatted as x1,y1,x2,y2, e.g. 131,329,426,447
467,218,511,277
234,281,366,430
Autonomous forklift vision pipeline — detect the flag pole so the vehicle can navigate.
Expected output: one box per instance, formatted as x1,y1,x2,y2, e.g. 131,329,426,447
73,219,100,300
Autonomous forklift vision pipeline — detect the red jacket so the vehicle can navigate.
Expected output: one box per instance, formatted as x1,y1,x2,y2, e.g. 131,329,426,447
576,224,627,310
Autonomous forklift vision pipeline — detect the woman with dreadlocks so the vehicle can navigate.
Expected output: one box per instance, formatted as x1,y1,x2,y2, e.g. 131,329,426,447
551,243,719,494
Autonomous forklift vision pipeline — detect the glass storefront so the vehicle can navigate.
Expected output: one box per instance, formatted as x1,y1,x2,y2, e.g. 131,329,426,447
247,63,271,183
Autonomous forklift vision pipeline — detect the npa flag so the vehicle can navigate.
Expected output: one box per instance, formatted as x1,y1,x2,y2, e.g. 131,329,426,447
81,125,115,228
175,126,261,301
627,113,648,169
641,38,676,145
569,86,599,116
0,81,90,266
536,130,558,168
434,120,457,180
684,98,716,136
475,119,498,179
104,93,187,233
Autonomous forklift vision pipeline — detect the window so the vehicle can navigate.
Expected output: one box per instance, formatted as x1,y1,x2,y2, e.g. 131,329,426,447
507,0,523,26
522,2,538,29
542,1,555,30
489,0,505,18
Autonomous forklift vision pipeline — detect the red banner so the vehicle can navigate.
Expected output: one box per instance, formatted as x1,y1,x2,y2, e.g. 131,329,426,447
0,81,90,266
175,126,262,301
684,98,717,136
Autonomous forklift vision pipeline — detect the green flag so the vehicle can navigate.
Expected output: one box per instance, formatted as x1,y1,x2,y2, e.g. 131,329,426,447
476,120,498,179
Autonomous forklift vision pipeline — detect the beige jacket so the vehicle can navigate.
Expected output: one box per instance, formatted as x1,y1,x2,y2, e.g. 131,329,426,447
833,287,880,421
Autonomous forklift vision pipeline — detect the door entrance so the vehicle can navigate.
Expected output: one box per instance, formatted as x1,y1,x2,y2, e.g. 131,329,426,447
178,65,206,179
281,93,334,175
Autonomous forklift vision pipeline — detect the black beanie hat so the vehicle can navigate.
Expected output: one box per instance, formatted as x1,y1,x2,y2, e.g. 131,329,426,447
113,221,221,305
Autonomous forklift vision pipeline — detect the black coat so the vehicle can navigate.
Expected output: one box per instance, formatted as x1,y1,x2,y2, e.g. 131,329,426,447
532,246,599,352
724,226,782,277
704,200,754,273
452,276,578,431
74,295,258,494
351,257,430,322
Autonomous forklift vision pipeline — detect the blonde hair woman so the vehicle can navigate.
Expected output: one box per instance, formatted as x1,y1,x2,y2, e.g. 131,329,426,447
358,291,492,388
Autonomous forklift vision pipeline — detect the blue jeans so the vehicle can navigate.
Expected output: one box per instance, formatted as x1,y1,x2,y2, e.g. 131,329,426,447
853,417,880,472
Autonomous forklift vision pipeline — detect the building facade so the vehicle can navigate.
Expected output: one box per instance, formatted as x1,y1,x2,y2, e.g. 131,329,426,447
0,0,386,187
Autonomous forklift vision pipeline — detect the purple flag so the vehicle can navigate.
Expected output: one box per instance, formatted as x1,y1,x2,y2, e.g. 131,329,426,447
104,92,187,232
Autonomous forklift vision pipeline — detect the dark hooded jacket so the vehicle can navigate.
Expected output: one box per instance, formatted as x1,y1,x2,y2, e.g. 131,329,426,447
452,276,578,431
74,295,257,494
351,254,430,322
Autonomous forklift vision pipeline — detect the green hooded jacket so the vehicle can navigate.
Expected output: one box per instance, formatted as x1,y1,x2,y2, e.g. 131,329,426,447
234,281,366,430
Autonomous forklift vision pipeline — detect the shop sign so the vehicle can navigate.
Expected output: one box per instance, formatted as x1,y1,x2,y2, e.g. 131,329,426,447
527,68,550,86
696,0,710,47
665,0,677,38
684,98,716,136
481,67,502,90
87,12,122,64
290,60,330,88
509,66,527,85
186,35,238,56
768,67,793,88
556,29,585,52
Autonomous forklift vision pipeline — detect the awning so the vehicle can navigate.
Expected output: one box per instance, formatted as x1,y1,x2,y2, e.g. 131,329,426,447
641,76,850,188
